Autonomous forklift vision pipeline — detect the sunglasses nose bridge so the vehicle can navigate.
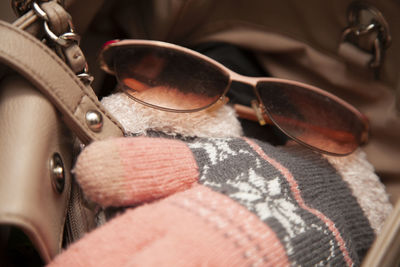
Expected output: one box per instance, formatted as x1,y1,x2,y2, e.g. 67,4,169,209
228,70,264,103
229,71,259,87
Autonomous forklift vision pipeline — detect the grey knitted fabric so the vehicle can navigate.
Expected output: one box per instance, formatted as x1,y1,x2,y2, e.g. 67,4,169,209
186,137,375,266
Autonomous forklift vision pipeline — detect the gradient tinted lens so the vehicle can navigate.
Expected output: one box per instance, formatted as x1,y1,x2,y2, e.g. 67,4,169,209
113,45,230,111
257,81,366,155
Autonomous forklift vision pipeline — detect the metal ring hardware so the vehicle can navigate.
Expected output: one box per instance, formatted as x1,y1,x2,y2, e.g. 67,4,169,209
32,1,49,21
77,73,95,86
77,64,94,85
43,20,80,47
30,0,93,85
49,152,65,194
341,1,391,70
347,2,391,47
33,2,78,46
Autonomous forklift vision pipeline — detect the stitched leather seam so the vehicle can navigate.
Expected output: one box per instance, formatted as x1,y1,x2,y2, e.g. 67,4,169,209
0,22,124,135
0,46,96,141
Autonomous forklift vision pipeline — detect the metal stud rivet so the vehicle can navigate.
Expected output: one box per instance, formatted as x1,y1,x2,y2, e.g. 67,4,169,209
50,153,65,194
85,110,103,132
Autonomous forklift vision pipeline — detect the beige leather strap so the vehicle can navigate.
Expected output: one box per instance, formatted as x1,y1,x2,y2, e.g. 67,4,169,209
12,0,106,36
40,1,71,35
12,9,41,35
0,20,125,144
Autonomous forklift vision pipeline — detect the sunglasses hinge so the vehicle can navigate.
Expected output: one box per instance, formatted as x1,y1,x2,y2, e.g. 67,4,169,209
251,100,267,126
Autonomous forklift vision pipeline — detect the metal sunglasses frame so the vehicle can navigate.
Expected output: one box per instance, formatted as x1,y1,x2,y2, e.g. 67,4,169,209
99,39,369,155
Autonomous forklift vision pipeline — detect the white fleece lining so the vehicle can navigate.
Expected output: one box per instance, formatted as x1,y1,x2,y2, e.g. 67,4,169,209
101,92,243,138
325,150,392,234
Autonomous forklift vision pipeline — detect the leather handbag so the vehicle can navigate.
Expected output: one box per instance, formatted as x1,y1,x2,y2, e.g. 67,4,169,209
0,0,399,266
0,1,124,265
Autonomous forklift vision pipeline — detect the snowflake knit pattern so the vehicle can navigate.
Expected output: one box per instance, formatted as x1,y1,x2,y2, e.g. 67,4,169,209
52,136,386,267
187,137,375,266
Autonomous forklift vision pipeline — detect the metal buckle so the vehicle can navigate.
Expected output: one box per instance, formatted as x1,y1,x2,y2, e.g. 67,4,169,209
341,2,391,71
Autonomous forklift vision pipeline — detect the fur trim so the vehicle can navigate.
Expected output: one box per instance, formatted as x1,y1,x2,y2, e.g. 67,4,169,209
101,93,243,138
324,150,392,234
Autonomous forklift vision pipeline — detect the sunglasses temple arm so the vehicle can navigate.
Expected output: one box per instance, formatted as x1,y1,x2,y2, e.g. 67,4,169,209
234,104,272,125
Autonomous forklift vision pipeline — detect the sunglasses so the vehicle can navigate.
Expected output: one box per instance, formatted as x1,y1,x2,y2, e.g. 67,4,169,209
99,39,369,156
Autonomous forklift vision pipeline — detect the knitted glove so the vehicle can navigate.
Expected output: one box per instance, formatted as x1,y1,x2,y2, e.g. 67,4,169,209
49,137,391,266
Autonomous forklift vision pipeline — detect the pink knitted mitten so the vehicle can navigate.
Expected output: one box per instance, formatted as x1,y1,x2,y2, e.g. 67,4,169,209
49,136,388,266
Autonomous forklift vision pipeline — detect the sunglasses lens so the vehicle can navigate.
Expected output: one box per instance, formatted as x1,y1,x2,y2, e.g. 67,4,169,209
112,45,229,111
257,82,366,155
